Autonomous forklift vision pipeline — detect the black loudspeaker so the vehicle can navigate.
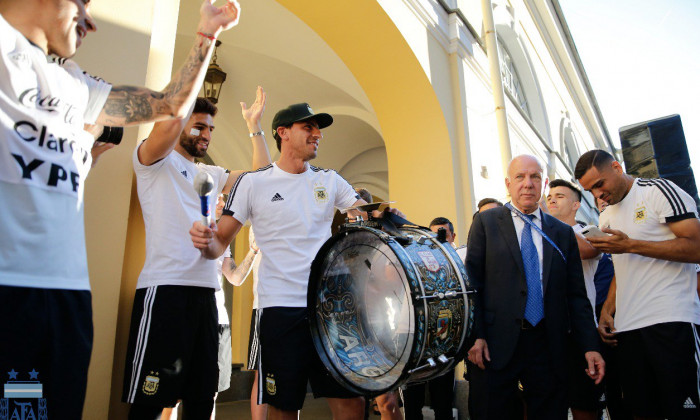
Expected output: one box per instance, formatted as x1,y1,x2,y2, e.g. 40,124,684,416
619,114,700,213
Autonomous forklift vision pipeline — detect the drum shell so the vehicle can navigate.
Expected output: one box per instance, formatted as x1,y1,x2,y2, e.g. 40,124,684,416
308,225,474,395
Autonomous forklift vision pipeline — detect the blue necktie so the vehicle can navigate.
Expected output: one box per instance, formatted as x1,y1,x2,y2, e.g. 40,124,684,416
521,214,544,325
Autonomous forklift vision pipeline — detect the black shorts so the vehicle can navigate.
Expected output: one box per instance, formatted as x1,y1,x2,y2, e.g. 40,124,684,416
617,322,700,419
122,285,219,406
566,334,604,411
257,307,360,411
247,309,260,371
0,285,93,419
218,324,232,392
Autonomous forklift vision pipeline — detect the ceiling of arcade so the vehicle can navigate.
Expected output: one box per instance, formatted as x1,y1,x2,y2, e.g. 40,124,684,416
173,0,389,199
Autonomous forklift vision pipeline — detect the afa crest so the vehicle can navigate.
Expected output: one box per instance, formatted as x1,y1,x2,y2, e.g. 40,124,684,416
266,374,277,395
2,369,48,420
417,251,440,272
314,184,329,204
437,308,453,340
142,372,160,396
633,206,646,224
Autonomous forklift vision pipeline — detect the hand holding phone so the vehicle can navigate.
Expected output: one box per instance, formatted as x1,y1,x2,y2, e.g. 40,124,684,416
581,225,609,239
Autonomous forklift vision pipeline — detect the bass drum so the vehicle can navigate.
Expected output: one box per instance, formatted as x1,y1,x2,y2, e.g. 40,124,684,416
308,225,474,394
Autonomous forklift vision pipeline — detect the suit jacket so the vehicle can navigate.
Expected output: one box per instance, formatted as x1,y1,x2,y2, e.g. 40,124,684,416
466,205,600,370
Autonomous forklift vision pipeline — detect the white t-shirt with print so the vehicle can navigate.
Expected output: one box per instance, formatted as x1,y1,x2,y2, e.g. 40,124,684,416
249,228,261,309
599,178,700,331
223,163,359,308
133,144,228,290
0,13,111,290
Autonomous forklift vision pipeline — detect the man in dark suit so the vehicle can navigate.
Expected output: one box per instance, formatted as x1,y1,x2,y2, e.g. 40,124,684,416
466,155,605,419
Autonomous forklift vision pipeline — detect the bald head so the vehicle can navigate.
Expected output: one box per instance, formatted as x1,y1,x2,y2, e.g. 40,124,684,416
506,155,544,213
507,155,542,178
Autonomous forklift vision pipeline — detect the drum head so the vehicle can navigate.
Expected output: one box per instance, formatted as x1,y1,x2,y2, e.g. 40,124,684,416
309,228,416,393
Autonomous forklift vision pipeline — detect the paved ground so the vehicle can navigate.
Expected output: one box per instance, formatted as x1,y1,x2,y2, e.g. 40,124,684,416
214,395,440,419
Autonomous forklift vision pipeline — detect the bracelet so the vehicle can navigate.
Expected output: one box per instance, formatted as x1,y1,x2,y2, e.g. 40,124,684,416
249,130,264,138
197,31,216,40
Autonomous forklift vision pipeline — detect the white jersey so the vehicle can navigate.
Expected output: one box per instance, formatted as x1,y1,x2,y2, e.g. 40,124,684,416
0,13,111,290
573,224,600,323
224,163,359,308
215,247,232,325
133,144,228,290
599,178,700,331
250,228,261,309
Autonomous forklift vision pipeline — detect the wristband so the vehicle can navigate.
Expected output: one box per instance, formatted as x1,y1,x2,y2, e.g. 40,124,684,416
249,130,264,138
197,31,216,40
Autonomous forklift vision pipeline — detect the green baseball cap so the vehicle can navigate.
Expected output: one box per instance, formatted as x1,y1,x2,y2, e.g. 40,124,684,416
271,103,333,137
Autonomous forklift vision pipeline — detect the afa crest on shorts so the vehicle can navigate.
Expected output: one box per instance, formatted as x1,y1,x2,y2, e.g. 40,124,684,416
265,374,276,395
1,370,48,420
142,371,160,396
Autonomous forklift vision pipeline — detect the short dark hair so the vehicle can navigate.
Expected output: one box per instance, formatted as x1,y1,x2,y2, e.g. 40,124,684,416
429,217,454,234
477,198,503,211
272,124,292,152
548,178,582,202
354,187,372,203
193,97,217,117
574,149,614,180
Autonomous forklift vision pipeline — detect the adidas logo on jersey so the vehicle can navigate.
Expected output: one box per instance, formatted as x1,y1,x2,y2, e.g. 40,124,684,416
271,193,284,202
181,170,188,178
684,397,696,409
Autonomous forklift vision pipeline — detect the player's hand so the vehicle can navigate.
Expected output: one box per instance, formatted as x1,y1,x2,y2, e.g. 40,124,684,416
241,86,266,131
199,0,241,36
190,221,216,250
597,308,618,346
467,338,490,370
584,351,605,385
90,141,116,167
587,227,631,254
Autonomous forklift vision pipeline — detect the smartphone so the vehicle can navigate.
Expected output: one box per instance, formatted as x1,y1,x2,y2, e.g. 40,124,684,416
580,225,608,238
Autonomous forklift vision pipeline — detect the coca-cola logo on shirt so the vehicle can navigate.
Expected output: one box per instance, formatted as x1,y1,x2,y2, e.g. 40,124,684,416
18,88,79,125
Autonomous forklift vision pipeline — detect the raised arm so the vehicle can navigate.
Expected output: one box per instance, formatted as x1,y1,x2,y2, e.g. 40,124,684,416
97,0,241,126
221,86,272,193
136,101,196,166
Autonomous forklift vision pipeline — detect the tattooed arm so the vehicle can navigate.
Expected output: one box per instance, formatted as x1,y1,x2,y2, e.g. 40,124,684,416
96,0,241,126
222,247,259,286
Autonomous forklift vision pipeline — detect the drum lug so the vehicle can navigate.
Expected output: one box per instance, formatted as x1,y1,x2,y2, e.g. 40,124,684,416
417,290,466,300
407,355,453,374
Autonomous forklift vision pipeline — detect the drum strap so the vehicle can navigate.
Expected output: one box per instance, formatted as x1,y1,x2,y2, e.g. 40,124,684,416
505,202,567,263
376,211,425,237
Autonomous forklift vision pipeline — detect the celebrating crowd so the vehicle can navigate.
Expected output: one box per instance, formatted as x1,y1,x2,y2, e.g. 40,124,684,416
1,1,698,420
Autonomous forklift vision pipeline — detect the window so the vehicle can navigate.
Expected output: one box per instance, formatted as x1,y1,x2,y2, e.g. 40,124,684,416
497,38,530,117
